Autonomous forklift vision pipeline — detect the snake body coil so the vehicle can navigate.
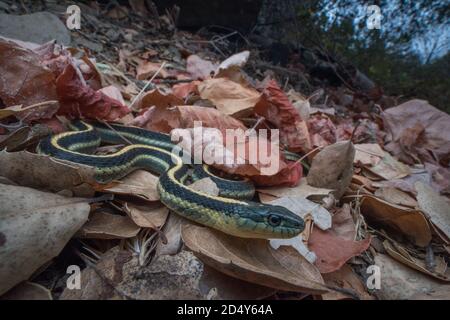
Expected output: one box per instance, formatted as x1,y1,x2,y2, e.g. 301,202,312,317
37,121,304,239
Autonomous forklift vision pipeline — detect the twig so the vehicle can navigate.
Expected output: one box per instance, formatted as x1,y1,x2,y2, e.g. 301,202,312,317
96,118,133,145
129,61,167,111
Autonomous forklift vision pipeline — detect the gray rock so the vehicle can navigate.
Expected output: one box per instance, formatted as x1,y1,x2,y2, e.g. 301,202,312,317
0,12,71,45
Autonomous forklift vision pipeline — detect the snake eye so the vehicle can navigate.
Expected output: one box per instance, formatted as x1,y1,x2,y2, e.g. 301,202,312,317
268,214,282,227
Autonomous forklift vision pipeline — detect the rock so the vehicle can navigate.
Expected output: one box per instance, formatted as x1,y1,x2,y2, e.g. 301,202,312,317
0,12,71,45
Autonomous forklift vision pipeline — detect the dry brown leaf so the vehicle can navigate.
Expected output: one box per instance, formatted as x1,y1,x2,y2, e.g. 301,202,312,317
0,39,57,107
1,282,52,300
367,151,411,180
0,150,96,197
307,141,355,199
0,101,59,122
257,178,333,201
308,227,371,273
354,143,384,166
125,202,168,229
134,88,183,111
383,99,450,166
136,61,168,80
321,264,374,300
104,170,159,201
0,184,90,295
360,195,431,247
374,187,418,207
374,253,450,299
198,78,261,116
255,80,311,152
132,104,246,134
156,212,192,256
181,224,327,294
415,181,450,240
186,55,217,80
383,240,449,282
80,211,140,239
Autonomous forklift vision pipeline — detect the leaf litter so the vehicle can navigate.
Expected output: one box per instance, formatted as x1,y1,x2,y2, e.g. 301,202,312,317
0,0,449,301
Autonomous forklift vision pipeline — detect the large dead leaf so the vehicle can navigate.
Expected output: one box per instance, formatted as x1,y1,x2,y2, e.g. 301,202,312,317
0,150,96,197
374,253,450,300
125,202,168,229
307,141,355,199
374,187,417,208
198,78,261,116
321,264,374,300
354,143,384,166
360,195,431,247
132,104,246,134
255,79,311,152
186,55,217,80
258,178,333,201
309,201,363,273
79,211,140,239
383,99,450,166
383,240,449,282
181,224,327,294
0,184,90,295
366,151,411,180
415,181,450,240
136,61,168,80
134,88,183,111
56,64,130,121
0,39,57,107
1,282,52,300
103,170,159,201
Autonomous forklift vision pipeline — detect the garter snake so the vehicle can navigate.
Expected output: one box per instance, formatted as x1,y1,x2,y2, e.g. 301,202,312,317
37,121,304,239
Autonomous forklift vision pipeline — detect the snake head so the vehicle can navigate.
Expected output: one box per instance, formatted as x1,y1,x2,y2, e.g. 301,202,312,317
232,202,305,239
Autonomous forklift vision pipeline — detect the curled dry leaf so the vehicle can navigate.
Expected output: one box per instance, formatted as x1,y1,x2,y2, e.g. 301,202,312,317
307,205,370,273
0,101,59,122
0,39,58,107
198,78,261,116
189,177,220,196
135,89,183,111
125,202,169,229
0,150,96,197
0,184,90,295
415,181,450,240
382,99,450,166
1,282,52,300
172,80,201,100
156,213,192,256
56,64,130,121
186,55,218,80
321,264,374,300
307,141,355,199
132,104,246,134
374,253,450,300
366,151,411,180
383,240,449,282
360,195,431,247
79,211,140,239
307,113,337,147
374,187,418,208
354,143,384,166
255,79,311,152
181,224,327,294
258,178,333,201
104,170,159,201
136,61,168,80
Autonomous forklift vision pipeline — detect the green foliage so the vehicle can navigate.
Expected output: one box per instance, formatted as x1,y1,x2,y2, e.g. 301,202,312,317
290,0,450,112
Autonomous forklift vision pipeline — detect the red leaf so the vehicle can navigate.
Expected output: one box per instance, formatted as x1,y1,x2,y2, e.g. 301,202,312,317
55,64,130,121
255,80,311,152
